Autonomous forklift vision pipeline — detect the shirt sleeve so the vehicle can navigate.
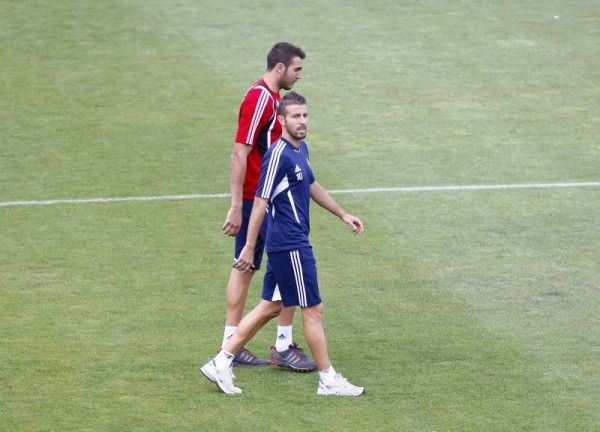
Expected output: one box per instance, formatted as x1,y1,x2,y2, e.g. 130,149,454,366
257,144,286,200
234,86,274,146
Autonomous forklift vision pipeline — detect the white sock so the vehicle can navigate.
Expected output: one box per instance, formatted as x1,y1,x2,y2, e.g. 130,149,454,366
319,365,336,382
222,326,236,349
214,349,235,369
275,325,293,352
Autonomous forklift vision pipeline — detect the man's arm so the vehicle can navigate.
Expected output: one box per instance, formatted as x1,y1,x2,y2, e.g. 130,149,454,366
222,143,252,236
232,197,268,272
309,181,364,234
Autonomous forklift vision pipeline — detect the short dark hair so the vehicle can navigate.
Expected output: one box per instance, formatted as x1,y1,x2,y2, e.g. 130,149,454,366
278,91,307,115
266,42,305,70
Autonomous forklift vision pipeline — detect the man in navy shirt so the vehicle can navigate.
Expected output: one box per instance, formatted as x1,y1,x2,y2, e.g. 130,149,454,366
201,92,365,396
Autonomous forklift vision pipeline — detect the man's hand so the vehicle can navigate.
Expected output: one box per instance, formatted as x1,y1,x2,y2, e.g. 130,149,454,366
341,213,365,235
222,206,242,236
233,245,255,272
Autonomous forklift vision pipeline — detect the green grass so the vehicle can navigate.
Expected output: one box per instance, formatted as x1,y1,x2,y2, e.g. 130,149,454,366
1,1,599,431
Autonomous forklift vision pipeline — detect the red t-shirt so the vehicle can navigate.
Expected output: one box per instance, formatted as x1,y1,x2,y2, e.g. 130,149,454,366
234,79,281,200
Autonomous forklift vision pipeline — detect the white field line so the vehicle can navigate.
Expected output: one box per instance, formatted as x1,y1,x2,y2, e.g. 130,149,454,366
328,181,600,195
0,181,598,208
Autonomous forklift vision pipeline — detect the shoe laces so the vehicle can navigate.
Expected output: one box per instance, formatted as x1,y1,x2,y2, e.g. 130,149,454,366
321,373,350,387
334,373,349,383
289,342,308,357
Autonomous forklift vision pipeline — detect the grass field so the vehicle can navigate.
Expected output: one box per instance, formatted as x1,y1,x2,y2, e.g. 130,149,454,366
1,1,599,431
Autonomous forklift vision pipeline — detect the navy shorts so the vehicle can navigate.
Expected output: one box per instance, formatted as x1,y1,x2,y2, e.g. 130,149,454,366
234,199,267,270
262,247,322,308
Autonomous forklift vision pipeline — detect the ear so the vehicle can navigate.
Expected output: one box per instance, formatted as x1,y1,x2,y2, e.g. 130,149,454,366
275,63,286,74
277,113,285,126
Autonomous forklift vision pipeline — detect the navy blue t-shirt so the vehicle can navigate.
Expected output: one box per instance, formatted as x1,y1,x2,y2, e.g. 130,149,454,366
257,137,315,253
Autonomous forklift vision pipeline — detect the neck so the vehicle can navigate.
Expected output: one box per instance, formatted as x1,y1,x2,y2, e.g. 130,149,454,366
261,71,280,93
282,133,301,148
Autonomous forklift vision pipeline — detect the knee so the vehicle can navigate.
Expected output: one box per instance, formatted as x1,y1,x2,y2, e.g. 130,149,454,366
264,301,283,319
303,303,324,321
314,303,324,316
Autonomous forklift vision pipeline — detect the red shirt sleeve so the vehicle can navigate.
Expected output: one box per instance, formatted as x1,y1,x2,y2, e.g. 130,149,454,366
235,86,275,146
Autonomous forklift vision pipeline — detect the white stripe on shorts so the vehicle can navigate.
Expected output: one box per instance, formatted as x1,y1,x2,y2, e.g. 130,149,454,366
290,250,307,307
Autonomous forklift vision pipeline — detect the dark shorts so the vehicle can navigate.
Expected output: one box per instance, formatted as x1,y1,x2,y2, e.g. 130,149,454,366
234,199,267,270
262,247,321,308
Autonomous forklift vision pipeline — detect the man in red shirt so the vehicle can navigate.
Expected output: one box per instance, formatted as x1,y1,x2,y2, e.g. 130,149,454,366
220,42,315,371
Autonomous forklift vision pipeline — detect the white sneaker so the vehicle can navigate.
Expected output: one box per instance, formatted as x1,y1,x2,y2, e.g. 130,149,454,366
200,360,242,394
317,373,365,396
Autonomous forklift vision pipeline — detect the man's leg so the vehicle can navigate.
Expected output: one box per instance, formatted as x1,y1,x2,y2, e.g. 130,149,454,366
222,269,270,366
274,306,295,350
225,300,282,354
301,303,365,396
202,300,282,394
300,303,330,370
225,268,252,326
222,268,270,366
